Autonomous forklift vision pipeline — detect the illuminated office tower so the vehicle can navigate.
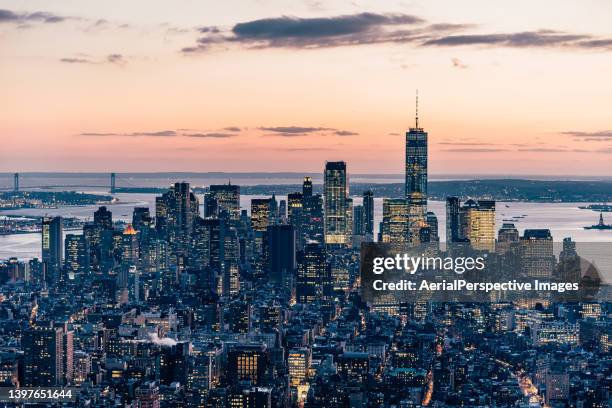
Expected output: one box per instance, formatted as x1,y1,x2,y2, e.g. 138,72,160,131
121,224,139,265
288,347,311,386
23,322,72,386
207,183,240,220
191,216,239,296
405,93,428,242
302,176,313,197
346,197,353,245
191,217,222,290
222,227,240,297
446,197,461,243
287,192,304,248
363,190,374,239
251,198,272,233
64,234,90,278
497,223,519,253
465,200,496,252
296,243,329,303
227,344,268,386
41,216,63,284
302,177,324,243
380,198,410,243
521,229,555,278
227,299,251,334
324,161,349,246
156,182,199,256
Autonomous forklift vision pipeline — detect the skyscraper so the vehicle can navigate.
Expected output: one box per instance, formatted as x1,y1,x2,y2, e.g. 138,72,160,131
497,223,519,253
426,211,439,242
446,197,461,243
41,216,63,284
302,177,324,244
521,229,555,278
94,206,113,230
156,182,199,256
302,176,313,197
296,243,329,303
380,199,410,243
266,224,296,286
465,200,496,252
64,234,90,278
207,183,241,220
363,190,374,239
324,161,348,246
227,344,268,386
251,198,273,233
23,322,72,386
405,93,428,243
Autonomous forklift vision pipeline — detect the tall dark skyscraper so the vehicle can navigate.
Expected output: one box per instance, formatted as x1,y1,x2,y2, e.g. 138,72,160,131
302,176,313,197
324,161,348,246
266,224,296,285
302,177,324,244
363,190,374,239
296,243,329,303
41,216,63,284
405,93,428,242
94,206,113,230
446,197,461,243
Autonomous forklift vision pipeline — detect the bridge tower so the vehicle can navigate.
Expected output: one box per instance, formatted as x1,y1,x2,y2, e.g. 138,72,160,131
110,172,116,193
14,173,19,192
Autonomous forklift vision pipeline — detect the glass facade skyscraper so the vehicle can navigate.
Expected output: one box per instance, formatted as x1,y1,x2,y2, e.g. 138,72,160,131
324,161,348,246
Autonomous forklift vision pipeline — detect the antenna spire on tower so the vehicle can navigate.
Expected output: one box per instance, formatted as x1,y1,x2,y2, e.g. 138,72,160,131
415,89,419,128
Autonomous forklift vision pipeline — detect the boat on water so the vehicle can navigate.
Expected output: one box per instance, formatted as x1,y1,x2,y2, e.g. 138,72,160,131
579,204,612,212
584,212,612,230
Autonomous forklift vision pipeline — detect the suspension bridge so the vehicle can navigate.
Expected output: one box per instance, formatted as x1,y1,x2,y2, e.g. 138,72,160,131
0,173,134,193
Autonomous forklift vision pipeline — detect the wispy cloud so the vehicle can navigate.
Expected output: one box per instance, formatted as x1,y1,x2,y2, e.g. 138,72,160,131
79,128,242,138
60,54,127,66
0,9,68,25
442,148,510,152
60,57,93,64
424,30,612,50
182,12,429,53
260,126,358,137
182,12,612,54
106,53,126,65
80,130,177,137
184,132,236,138
275,147,336,152
561,130,612,140
438,142,494,146
223,126,241,132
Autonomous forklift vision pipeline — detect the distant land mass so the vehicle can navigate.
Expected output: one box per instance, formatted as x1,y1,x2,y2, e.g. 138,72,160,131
114,179,612,202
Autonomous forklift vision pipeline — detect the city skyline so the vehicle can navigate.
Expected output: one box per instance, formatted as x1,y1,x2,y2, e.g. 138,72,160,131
2,1,612,175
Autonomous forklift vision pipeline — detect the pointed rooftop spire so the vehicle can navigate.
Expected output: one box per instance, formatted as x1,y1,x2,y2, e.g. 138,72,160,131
415,89,419,128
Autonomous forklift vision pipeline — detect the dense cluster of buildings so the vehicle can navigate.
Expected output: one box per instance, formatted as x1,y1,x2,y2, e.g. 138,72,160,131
0,117,610,407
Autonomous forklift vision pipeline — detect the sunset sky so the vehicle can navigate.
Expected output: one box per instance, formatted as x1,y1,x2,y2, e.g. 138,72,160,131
1,0,611,175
